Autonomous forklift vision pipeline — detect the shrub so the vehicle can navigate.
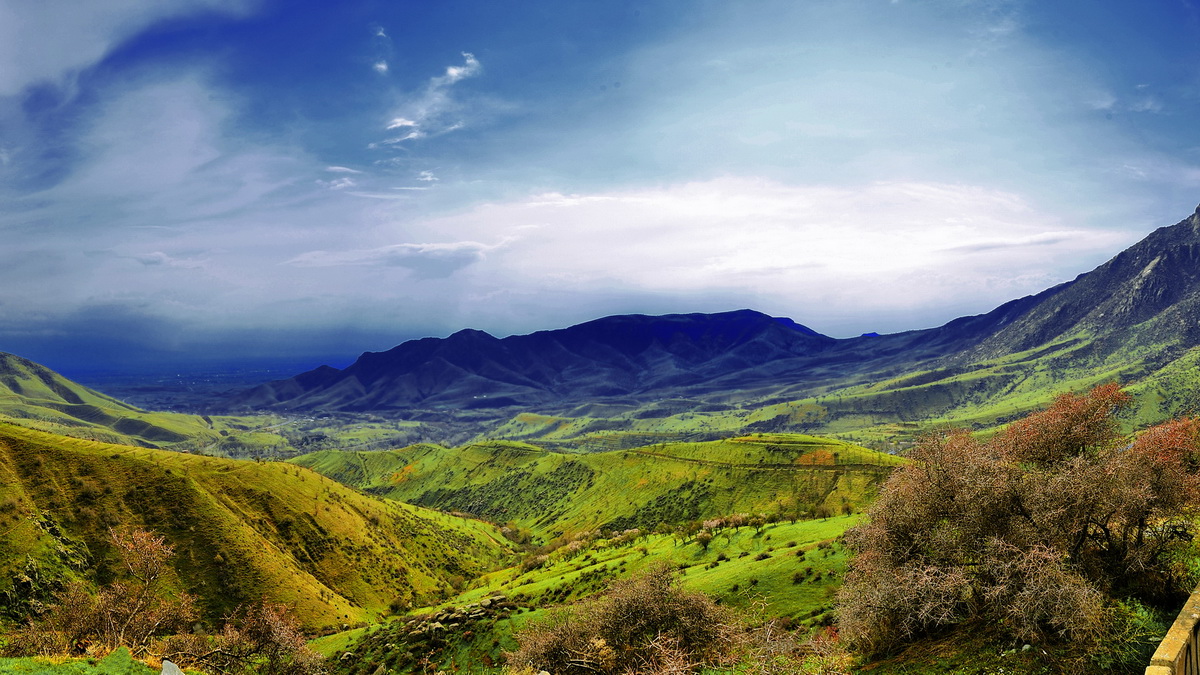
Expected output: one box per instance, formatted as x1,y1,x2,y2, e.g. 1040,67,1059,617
159,600,327,675
4,528,197,657
838,384,1200,665
507,563,739,674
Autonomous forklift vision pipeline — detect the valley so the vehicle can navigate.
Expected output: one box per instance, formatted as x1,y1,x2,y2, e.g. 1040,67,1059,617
5,206,1200,672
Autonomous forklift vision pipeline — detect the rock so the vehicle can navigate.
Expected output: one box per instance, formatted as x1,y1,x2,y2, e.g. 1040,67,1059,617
160,661,185,675
479,598,492,608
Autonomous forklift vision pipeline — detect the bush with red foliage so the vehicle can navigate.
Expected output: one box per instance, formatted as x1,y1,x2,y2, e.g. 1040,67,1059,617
838,384,1200,663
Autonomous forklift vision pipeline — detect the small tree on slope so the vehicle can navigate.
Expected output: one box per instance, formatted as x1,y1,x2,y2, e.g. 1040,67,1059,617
837,384,1200,663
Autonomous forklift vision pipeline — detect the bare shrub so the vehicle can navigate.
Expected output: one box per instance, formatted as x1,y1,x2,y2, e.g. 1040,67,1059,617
3,527,325,674
507,563,739,674
157,600,327,675
4,527,197,657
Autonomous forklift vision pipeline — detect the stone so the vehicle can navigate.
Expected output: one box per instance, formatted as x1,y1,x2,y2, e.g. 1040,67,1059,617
160,661,185,675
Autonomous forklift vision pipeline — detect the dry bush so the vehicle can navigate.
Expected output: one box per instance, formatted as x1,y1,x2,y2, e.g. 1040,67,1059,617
507,563,740,674
735,620,853,675
157,600,327,675
838,384,1200,667
4,527,197,657
3,527,325,674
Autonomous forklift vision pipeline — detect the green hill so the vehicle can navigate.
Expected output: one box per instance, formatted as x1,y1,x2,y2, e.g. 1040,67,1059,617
0,424,513,632
291,434,901,539
0,352,307,457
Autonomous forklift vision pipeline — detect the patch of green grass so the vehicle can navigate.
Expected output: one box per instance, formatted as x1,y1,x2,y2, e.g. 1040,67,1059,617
0,647,166,674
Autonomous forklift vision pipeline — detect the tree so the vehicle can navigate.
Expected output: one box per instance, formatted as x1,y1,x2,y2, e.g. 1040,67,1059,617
4,527,326,674
837,384,1200,667
5,527,196,657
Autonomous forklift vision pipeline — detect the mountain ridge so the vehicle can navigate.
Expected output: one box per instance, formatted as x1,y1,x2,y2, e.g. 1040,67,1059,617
196,204,1200,434
227,287,1070,414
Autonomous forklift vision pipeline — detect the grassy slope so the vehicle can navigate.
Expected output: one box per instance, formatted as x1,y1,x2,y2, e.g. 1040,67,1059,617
317,515,860,674
0,352,306,455
0,424,513,632
291,434,900,539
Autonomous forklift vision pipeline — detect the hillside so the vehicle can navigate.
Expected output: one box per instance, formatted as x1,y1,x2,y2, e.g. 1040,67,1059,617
0,424,513,631
0,352,213,447
291,434,902,539
0,351,314,458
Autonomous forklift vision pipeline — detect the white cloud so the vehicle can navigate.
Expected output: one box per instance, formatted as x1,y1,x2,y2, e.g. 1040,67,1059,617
0,0,258,97
379,130,425,144
375,52,482,146
418,170,438,182
1130,97,1164,113
391,177,1138,335
317,177,356,190
373,60,389,74
438,52,481,85
133,251,207,268
325,166,363,174
286,240,497,278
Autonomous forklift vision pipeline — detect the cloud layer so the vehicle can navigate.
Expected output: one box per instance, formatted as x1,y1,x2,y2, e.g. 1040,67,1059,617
1,0,1198,371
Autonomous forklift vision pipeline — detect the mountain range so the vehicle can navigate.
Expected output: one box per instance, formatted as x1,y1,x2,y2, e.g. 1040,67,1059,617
231,205,1200,425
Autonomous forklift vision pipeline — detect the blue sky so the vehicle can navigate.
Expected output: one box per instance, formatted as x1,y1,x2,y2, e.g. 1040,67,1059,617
2,0,1200,372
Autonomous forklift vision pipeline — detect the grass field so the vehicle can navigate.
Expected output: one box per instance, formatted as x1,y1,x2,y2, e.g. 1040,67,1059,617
318,514,861,674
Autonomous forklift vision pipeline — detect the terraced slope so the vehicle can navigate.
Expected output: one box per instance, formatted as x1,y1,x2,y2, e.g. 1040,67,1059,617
291,434,902,538
0,424,513,631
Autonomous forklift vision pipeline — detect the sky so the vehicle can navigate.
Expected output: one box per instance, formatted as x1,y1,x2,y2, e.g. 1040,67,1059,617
3,0,1200,373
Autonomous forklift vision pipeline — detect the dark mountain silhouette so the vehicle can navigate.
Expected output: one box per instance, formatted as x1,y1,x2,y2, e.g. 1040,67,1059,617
232,205,1200,415
230,297,1045,413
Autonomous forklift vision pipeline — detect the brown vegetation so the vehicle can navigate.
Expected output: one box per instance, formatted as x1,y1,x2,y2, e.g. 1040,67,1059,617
3,526,326,674
507,563,740,674
837,384,1199,668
